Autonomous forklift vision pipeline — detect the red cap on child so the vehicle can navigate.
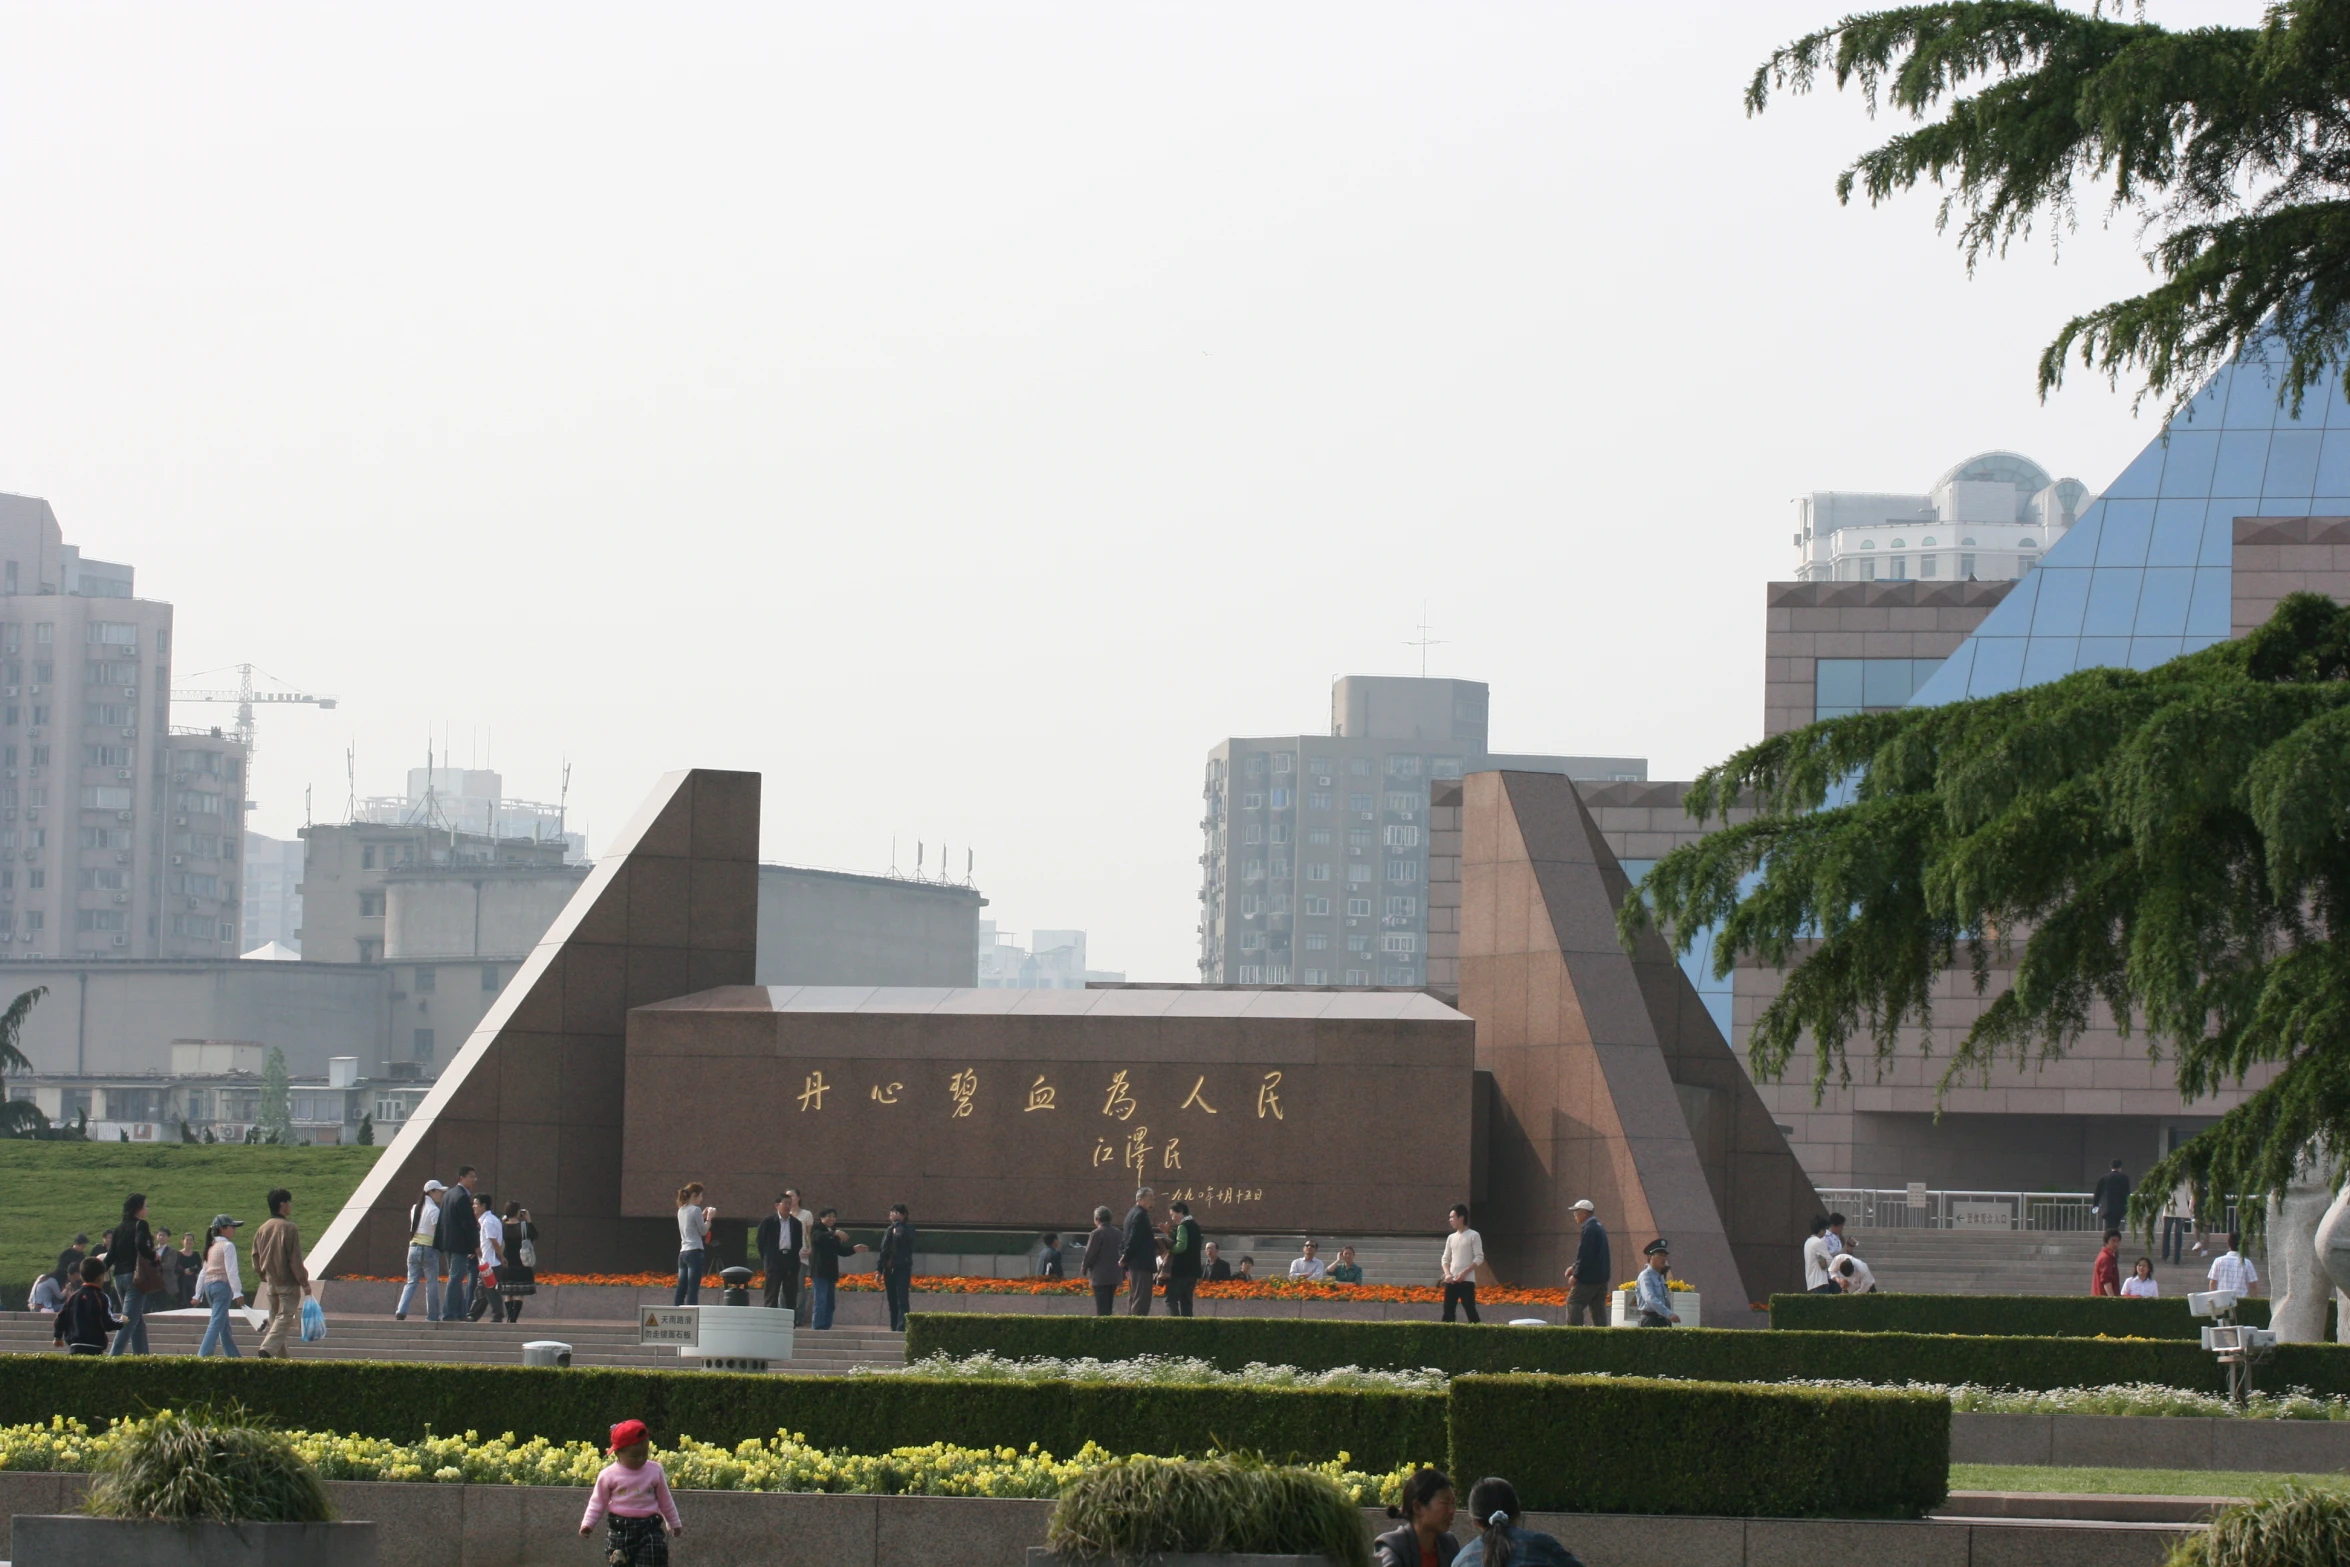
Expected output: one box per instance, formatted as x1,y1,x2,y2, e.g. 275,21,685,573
609,1419,650,1453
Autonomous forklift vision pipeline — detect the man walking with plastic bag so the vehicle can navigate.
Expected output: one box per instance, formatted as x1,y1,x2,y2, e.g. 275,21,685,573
253,1187,308,1359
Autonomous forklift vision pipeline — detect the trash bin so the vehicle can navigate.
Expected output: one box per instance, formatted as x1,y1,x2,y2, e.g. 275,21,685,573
523,1340,572,1368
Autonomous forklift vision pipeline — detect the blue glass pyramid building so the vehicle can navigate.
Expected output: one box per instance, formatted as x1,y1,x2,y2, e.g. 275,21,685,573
1909,345,2350,703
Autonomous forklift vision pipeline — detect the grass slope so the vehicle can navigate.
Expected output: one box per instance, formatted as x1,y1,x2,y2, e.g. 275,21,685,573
1950,1465,2350,1497
0,1143,382,1293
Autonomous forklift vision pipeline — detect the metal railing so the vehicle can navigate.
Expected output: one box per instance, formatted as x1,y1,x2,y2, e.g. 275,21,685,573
1816,1188,2104,1233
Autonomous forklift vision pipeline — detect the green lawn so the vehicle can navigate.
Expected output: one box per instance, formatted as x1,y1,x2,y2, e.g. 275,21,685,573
1951,1464,2350,1497
0,1142,383,1301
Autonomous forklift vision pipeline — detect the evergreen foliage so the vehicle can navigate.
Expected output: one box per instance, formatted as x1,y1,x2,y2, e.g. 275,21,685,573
258,1048,292,1143
0,987,47,1139
84,1407,335,1525
1046,1456,1373,1565
1749,1,2350,415
1622,594,2350,1228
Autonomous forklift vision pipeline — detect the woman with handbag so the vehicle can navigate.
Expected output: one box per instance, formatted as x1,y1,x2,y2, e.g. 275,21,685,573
498,1201,538,1322
105,1194,166,1356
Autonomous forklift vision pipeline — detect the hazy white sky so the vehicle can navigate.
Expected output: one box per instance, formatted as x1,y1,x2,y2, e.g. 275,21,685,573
0,2,2252,979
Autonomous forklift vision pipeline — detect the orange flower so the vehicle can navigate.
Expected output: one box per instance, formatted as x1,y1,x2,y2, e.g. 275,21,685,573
333,1269,1566,1304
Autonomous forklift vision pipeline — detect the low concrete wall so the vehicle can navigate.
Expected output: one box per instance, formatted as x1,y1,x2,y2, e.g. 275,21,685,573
0,1476,2192,1567
1953,1412,2350,1472
317,1279,1510,1325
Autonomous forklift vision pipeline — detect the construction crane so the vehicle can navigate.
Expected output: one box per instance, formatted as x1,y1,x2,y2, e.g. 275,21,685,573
169,663,338,766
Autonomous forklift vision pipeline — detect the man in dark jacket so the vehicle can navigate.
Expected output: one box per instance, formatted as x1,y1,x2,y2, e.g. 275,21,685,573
433,1166,481,1322
1079,1207,1121,1315
877,1204,918,1332
1120,1187,1160,1316
2092,1160,2133,1235
1562,1198,1610,1326
806,1208,867,1331
756,1191,806,1311
1161,1200,1204,1317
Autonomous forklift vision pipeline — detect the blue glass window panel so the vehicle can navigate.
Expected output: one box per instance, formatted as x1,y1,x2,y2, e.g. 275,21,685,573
2314,431,2350,498
2031,568,2092,636
1815,659,1865,710
2224,364,2281,428
2135,568,2195,635
2023,637,2082,685
2327,375,2350,427
2187,567,2233,637
2128,635,2184,669
1921,641,1976,702
2315,497,2350,516
2096,506,2154,568
2160,430,2222,496
2183,634,2229,654
2264,429,2323,499
2104,443,2167,499
2200,505,2242,565
1969,638,2027,694
2077,636,2131,670
2081,570,2143,635
1862,659,1913,706
2047,509,2101,564
2146,500,2203,565
2212,429,2270,496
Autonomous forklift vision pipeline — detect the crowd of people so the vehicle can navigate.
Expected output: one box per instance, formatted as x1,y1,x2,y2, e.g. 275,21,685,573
32,1186,316,1358
394,1166,538,1324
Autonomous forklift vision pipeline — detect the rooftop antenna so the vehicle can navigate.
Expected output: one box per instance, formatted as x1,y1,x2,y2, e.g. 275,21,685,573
916,840,925,878
966,847,973,887
1404,601,1446,678
557,760,572,853
343,745,357,824
304,784,312,829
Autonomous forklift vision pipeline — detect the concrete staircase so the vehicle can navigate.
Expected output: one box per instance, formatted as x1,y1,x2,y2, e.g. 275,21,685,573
0,1311,905,1375
1839,1229,2252,1297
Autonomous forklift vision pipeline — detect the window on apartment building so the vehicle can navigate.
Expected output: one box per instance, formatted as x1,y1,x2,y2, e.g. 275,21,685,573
481,965,500,992
1270,893,1292,913
1245,755,1267,778
1348,793,1373,812
1384,825,1421,847
1380,934,1418,954
1346,864,1372,884
1961,553,1977,578
1303,931,1330,950
78,787,131,810
1302,968,1329,985
1890,555,1908,580
1242,859,1264,881
75,910,126,932
1239,895,1260,917
84,745,128,767
28,746,45,766
1243,823,1261,845
1241,933,1265,951
1385,895,1418,917
1306,791,1331,810
357,939,378,962
1384,792,1418,815
86,622,136,647
1343,969,1369,985
413,1029,435,1063
86,705,131,727
1431,757,1463,778
1241,793,1262,810
23,911,41,932
34,624,52,645
1268,858,1289,879
1920,552,1938,578
1305,863,1330,881
414,966,436,994
1301,895,1330,915
1265,965,1290,983
25,870,41,890
1306,828,1331,846
1268,823,1290,845
1269,788,1292,809
76,869,126,891
1387,861,1420,883
1345,898,1371,918
1382,966,1415,984
1307,755,1334,777
1349,758,1372,776
1271,753,1293,773
358,891,385,917
361,846,376,869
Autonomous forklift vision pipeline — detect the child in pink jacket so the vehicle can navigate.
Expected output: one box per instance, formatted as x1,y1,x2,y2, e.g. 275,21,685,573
579,1419,682,1567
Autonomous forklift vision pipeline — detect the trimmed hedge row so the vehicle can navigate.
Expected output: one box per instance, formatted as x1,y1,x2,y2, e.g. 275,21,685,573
1767,1292,2286,1339
1450,1374,1949,1518
904,1312,2350,1396
0,1358,1445,1473
0,1358,1949,1519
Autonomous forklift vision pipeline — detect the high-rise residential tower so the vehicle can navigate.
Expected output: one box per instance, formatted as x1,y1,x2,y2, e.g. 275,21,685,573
0,494,246,962
1198,676,1643,987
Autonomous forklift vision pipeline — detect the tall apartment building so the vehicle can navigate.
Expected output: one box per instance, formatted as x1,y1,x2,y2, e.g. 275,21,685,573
0,494,246,963
1198,675,1644,988
1792,451,2094,586
241,831,304,952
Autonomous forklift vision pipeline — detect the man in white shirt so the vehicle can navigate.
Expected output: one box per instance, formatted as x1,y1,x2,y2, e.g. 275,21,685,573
471,1194,505,1321
1287,1240,1327,1281
1439,1204,1484,1323
1802,1214,1840,1293
1832,1253,1875,1294
2207,1232,2261,1297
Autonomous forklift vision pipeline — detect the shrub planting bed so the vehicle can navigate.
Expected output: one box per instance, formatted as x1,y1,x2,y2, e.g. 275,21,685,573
1767,1292,2298,1339
905,1312,2350,1396
0,1359,1443,1473
1448,1374,1949,1518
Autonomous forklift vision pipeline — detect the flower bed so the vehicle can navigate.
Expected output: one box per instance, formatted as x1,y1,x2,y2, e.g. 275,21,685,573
0,1414,1409,1502
860,1353,1448,1391
336,1271,1571,1305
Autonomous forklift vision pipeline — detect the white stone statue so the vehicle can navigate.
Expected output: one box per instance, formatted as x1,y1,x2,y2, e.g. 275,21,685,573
2270,1145,2343,1343
2315,1179,2350,1343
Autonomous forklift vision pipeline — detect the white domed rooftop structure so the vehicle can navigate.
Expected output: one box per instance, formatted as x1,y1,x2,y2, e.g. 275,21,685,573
1793,450,2095,583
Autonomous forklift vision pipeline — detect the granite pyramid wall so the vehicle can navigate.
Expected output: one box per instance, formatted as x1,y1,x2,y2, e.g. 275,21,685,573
308,768,759,1278
1459,770,1818,1314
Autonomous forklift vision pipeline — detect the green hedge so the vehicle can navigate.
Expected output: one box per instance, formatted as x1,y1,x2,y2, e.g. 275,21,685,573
1449,1374,1948,1518
0,1358,1443,1472
1767,1293,2295,1338
905,1312,2350,1396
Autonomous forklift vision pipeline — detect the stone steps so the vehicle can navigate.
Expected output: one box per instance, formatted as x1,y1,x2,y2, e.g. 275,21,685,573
1837,1229,2253,1297
0,1312,905,1374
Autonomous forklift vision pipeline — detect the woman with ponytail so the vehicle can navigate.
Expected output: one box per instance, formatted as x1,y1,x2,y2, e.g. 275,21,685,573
1373,1467,1459,1567
1456,1477,1582,1567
